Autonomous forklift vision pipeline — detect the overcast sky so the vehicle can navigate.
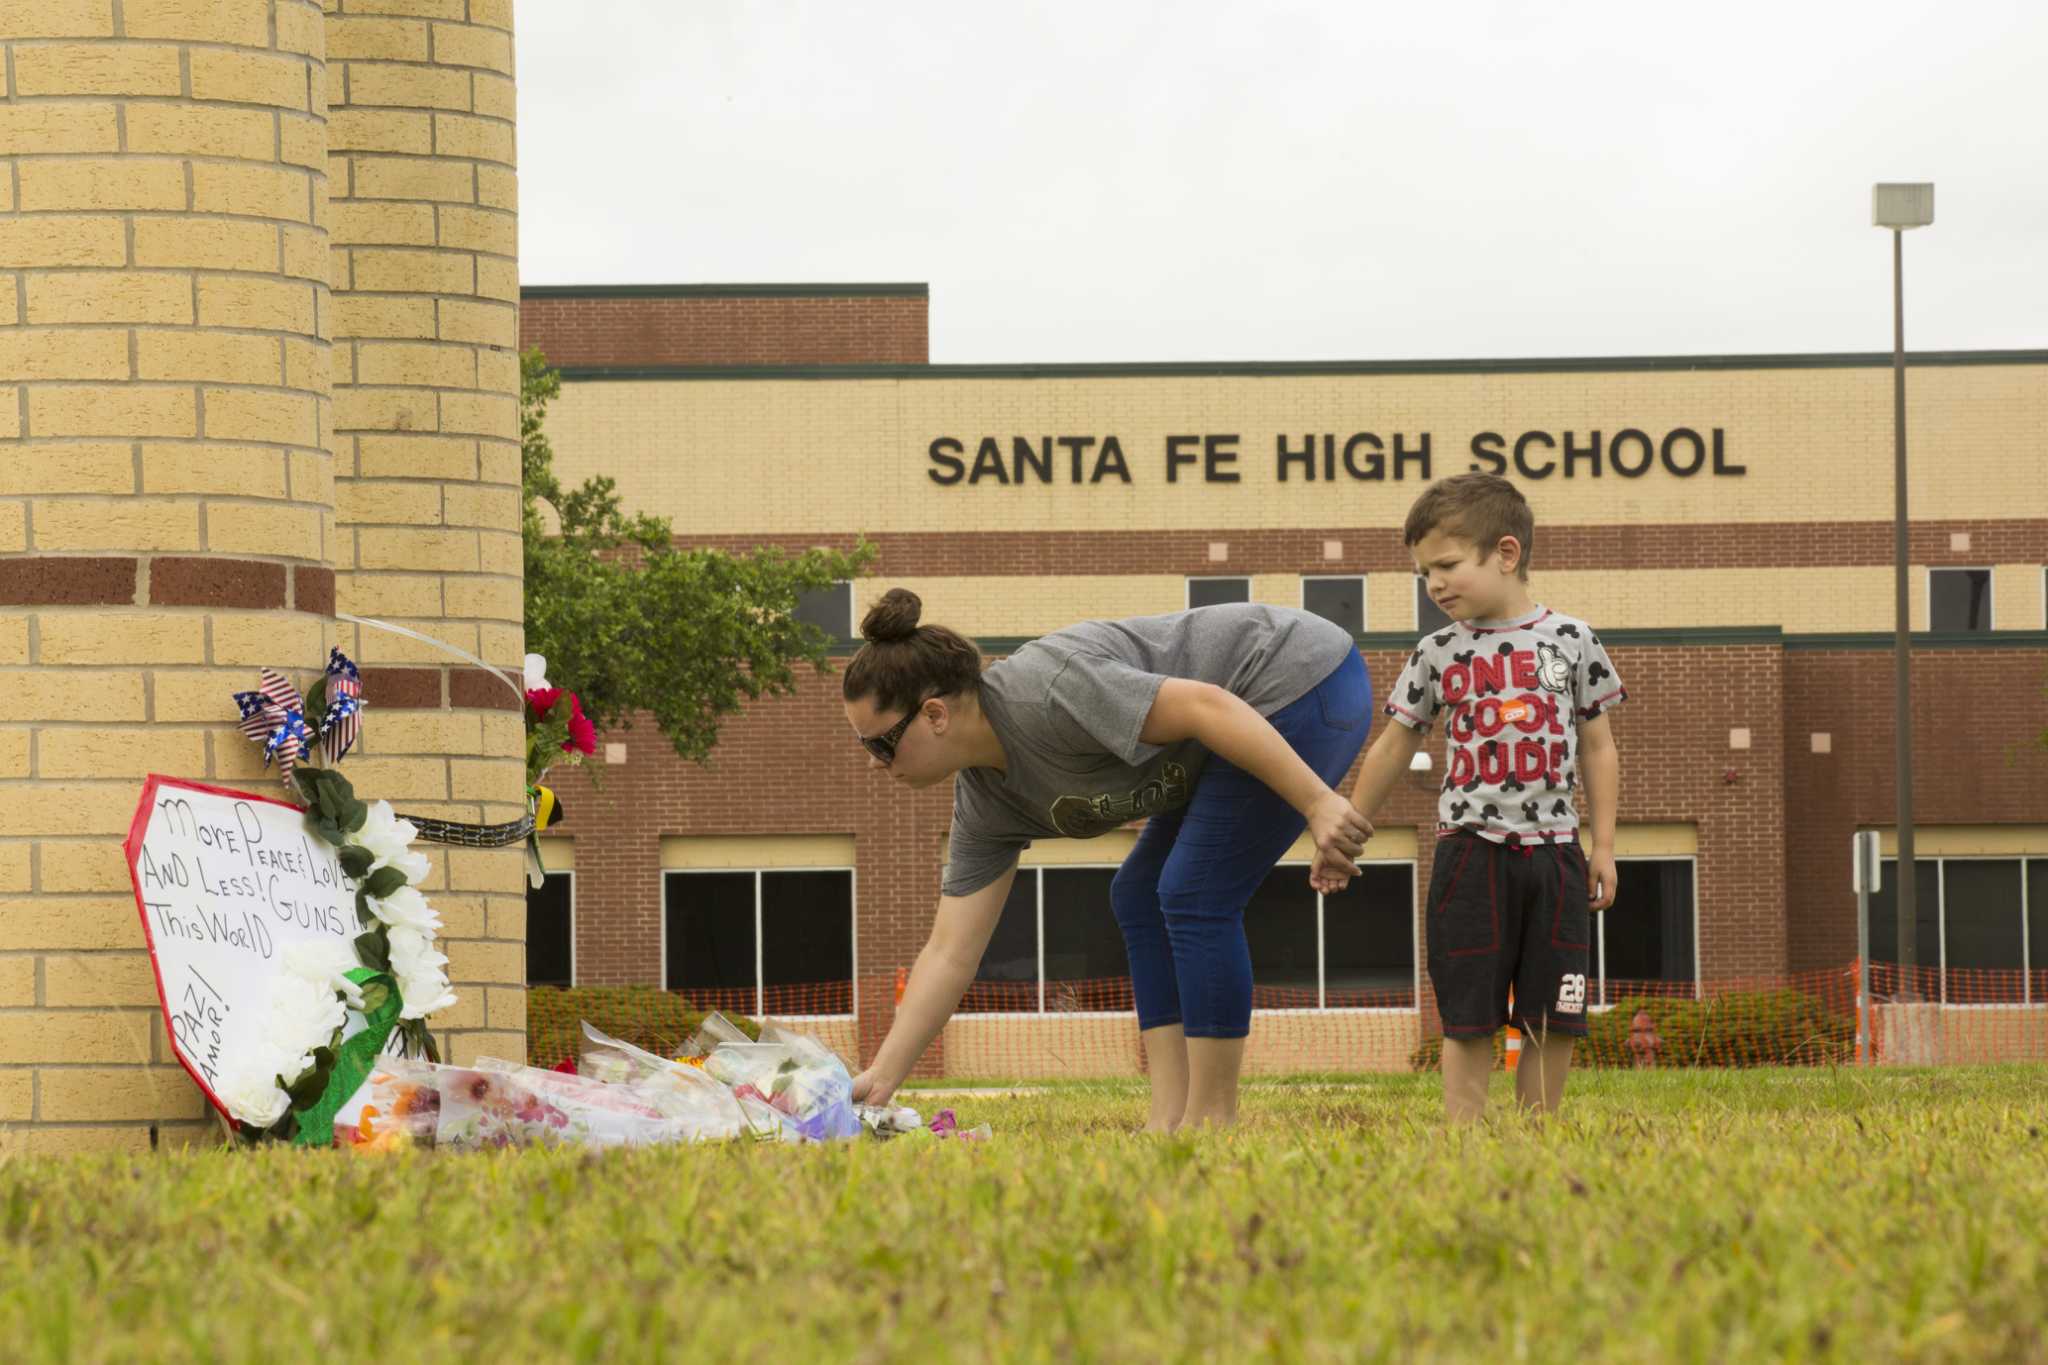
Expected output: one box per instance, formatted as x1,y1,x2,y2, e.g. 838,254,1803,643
515,2,2047,364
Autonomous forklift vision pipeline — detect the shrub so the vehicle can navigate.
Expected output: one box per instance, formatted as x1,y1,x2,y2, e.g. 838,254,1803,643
526,985,762,1068
1409,988,1854,1071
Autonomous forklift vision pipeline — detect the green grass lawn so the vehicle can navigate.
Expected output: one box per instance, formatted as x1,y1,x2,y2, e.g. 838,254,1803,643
4,1067,2045,1363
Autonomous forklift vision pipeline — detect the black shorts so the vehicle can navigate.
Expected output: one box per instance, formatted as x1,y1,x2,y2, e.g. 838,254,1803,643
1424,831,1592,1038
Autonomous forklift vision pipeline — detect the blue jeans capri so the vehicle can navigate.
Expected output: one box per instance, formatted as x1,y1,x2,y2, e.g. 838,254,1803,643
1108,650,1373,1039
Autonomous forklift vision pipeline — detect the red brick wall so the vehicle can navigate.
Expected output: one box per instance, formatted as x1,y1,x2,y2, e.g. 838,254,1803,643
1782,648,2048,971
518,289,928,368
652,521,2038,577
545,639,1824,1062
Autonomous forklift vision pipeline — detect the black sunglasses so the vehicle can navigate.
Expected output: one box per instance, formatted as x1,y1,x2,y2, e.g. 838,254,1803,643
858,694,937,765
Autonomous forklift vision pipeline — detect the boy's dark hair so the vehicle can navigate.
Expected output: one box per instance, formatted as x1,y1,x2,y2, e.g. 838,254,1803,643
841,587,984,714
1403,473,1535,580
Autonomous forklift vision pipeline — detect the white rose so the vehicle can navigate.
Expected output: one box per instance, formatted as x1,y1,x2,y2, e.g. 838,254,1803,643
397,974,457,1021
282,939,364,1009
387,924,446,980
369,884,442,935
388,926,455,1020
524,653,551,690
354,802,430,884
393,978,454,1019
222,1066,290,1129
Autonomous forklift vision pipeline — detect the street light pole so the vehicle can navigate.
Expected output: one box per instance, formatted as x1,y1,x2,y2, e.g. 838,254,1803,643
1873,182,1933,996
1891,224,1915,990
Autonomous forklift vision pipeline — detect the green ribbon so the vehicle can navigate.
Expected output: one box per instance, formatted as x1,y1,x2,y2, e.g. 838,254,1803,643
291,967,403,1148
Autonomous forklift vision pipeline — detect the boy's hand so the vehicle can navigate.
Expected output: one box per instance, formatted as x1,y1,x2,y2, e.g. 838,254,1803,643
1308,849,1357,895
1588,850,1618,911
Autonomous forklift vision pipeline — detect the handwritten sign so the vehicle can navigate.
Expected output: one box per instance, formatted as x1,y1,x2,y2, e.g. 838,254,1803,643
124,775,359,1121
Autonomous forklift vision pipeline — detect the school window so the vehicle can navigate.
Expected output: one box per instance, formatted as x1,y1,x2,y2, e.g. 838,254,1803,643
1186,576,1250,609
1415,578,1453,633
1867,856,2046,1005
1928,568,1992,632
526,870,574,988
662,869,855,1015
1593,858,1697,1005
969,862,1417,1011
794,580,854,644
1302,575,1365,635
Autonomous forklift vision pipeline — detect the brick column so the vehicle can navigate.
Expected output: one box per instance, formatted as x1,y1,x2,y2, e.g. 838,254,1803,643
324,0,523,1065
0,0,335,1153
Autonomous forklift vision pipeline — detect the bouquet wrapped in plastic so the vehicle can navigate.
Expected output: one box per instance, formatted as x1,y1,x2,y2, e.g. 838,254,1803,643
688,1014,862,1142
434,1060,692,1150
335,1014,984,1151
577,1021,752,1141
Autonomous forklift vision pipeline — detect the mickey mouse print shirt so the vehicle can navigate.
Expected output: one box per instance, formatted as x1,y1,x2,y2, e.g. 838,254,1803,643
1383,606,1625,845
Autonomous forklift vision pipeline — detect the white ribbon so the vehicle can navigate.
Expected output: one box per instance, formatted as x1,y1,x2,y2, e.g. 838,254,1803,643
332,613,524,705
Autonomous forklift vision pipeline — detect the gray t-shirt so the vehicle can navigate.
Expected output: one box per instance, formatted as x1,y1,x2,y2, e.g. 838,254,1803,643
1384,605,1624,844
941,604,1358,896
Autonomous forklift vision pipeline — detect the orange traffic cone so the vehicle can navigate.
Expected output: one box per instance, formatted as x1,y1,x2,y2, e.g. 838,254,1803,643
1504,986,1521,1071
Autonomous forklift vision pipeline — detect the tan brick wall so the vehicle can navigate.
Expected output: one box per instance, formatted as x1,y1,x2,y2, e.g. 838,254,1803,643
541,366,2048,634
0,0,336,1154
542,366,2048,533
327,0,524,1069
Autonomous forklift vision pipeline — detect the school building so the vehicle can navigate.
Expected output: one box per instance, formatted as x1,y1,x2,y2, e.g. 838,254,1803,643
518,283,2048,1074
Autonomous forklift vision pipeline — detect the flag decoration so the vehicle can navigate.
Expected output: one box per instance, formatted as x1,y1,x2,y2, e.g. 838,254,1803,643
319,647,363,764
233,669,314,780
231,649,366,781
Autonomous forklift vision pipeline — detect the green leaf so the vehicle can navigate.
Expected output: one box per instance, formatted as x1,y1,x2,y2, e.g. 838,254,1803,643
322,768,357,806
302,677,327,724
361,866,408,901
355,887,374,928
354,930,391,973
337,845,375,880
291,768,323,809
283,1065,327,1110
312,819,347,849
339,799,369,834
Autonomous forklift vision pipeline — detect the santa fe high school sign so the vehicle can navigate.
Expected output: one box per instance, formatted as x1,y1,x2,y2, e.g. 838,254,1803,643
926,428,1745,486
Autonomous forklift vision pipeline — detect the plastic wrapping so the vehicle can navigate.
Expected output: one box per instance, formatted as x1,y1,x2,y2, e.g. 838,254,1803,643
334,1015,982,1151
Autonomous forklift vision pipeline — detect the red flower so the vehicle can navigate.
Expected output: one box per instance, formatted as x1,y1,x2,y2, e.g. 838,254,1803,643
526,687,563,721
562,692,597,756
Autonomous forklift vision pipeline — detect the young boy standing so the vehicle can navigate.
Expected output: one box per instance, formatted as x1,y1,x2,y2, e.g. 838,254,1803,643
1312,474,1625,1121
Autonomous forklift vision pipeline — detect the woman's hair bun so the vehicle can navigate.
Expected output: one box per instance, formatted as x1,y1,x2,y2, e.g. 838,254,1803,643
860,587,923,644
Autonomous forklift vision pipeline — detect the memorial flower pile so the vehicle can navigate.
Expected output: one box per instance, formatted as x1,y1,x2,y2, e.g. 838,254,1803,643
213,650,455,1142
334,1016,989,1151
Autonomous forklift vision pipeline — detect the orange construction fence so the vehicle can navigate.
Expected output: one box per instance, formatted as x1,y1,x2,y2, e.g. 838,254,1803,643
525,962,2048,1077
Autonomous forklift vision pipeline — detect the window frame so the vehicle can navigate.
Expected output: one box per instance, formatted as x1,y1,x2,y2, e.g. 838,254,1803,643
1588,855,1701,1010
1873,853,2042,1008
1926,565,1994,632
526,868,576,988
1185,575,1251,610
1300,574,1367,636
795,580,855,644
658,865,860,1018
969,859,1420,1017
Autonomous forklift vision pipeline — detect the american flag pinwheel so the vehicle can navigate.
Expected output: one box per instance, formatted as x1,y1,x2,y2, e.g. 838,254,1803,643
231,649,366,781
318,647,363,764
232,669,315,781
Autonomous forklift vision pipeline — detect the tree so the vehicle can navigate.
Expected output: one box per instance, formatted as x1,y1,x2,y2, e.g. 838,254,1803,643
521,349,874,763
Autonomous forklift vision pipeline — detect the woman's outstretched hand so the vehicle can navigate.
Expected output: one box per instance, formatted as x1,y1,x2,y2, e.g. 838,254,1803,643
851,1068,895,1106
